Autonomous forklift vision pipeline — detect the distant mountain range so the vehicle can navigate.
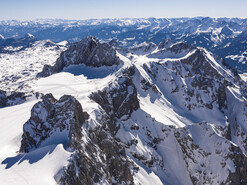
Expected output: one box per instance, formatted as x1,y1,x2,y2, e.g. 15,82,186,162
1,17,247,72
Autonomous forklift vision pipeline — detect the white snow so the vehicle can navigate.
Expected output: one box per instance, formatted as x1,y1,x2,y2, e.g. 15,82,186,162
0,40,66,91
0,35,246,185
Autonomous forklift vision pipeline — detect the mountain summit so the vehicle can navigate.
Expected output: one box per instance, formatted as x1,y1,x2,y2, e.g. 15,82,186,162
37,36,120,77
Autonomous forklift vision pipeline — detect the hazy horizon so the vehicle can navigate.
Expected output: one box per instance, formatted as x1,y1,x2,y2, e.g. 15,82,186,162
1,0,247,21
1,16,247,22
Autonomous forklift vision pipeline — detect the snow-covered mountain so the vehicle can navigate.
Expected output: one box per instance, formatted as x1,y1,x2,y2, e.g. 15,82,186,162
0,35,67,107
1,17,247,72
1,35,247,185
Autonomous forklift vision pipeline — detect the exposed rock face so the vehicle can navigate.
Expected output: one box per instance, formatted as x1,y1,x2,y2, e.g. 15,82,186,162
59,67,140,185
130,42,157,55
181,48,235,111
227,144,247,185
143,47,236,112
217,85,227,110
173,122,247,185
157,39,174,49
181,49,220,77
91,66,139,121
108,39,119,47
60,100,136,184
147,41,195,59
0,90,40,107
221,26,233,37
60,121,134,185
19,92,134,184
166,42,193,54
20,94,89,152
37,36,120,77
61,67,140,185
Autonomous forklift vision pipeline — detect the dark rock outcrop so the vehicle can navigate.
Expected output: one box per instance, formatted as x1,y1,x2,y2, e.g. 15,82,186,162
130,42,156,54
217,85,227,110
227,144,247,185
158,39,174,49
174,122,247,185
0,90,40,108
91,66,139,122
59,93,135,184
19,92,134,184
181,48,220,77
20,93,89,152
166,42,193,54
60,124,134,185
58,67,140,184
37,36,120,77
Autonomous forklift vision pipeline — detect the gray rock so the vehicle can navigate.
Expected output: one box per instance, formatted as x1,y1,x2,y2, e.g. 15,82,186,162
37,36,120,77
20,93,89,152
158,39,174,49
91,66,139,122
57,67,140,184
0,90,41,108
60,125,134,185
19,92,133,184
174,122,247,185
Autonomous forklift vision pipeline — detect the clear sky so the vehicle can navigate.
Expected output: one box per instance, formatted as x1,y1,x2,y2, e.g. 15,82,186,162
0,0,247,20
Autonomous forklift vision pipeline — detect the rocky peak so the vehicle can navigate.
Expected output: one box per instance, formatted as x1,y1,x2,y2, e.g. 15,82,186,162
182,49,216,75
70,36,99,55
221,26,233,36
43,40,56,47
148,41,195,59
91,66,139,122
22,33,38,44
166,41,194,54
108,39,119,47
19,93,89,153
158,39,174,49
37,36,120,77
130,41,157,54
24,33,35,39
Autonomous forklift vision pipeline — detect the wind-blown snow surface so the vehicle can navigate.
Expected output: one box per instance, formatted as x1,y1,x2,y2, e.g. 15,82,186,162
1,37,247,185
0,40,66,92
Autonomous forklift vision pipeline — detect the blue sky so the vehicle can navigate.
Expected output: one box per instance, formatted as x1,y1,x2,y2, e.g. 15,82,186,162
0,0,247,20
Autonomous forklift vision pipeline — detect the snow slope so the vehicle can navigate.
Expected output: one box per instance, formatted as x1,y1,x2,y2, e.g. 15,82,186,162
1,36,247,184
0,40,66,92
